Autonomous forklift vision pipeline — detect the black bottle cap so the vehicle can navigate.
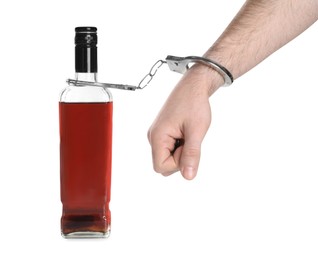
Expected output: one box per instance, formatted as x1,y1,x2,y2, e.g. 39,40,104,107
75,26,98,73
75,27,97,33
75,27,98,45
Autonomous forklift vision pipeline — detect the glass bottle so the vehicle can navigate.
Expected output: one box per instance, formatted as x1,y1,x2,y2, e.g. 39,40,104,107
59,27,112,238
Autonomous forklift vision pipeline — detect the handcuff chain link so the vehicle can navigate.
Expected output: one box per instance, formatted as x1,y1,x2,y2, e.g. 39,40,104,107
137,59,167,89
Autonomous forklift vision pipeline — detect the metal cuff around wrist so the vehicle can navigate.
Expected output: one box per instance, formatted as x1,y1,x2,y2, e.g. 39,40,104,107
165,55,234,87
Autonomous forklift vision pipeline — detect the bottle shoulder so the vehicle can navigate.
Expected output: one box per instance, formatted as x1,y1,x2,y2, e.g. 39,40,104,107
60,85,113,103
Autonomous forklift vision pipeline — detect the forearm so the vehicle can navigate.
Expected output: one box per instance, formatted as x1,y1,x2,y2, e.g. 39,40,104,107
204,0,318,93
147,0,318,179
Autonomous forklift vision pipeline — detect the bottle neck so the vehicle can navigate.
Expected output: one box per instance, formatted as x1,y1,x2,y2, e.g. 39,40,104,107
75,72,98,82
75,45,98,73
74,27,98,83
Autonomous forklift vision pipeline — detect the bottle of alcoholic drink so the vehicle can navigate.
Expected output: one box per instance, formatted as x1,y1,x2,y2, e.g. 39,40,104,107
59,27,112,238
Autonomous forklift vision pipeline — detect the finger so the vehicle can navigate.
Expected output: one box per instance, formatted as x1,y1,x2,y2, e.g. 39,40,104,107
180,143,201,180
171,139,185,154
149,133,180,175
179,126,205,180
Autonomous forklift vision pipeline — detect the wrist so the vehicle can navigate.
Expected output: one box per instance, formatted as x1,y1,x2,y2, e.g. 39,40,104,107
185,63,225,96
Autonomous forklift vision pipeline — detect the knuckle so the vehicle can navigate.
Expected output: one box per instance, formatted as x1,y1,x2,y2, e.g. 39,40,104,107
147,126,160,143
153,164,163,174
147,129,152,142
153,163,177,176
153,163,166,174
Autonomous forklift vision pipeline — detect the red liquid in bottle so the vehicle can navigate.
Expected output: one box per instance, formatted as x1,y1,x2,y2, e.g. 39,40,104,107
59,102,112,237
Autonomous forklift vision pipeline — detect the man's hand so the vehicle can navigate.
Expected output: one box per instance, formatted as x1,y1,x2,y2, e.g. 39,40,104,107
148,65,223,180
148,0,318,180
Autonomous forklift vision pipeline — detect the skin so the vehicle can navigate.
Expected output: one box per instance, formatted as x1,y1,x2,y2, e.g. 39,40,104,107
148,0,318,180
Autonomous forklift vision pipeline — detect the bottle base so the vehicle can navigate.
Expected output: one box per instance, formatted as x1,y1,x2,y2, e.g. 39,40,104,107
61,228,110,239
61,212,111,239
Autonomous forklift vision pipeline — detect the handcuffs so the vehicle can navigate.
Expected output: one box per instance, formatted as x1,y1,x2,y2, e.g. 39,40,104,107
67,55,234,90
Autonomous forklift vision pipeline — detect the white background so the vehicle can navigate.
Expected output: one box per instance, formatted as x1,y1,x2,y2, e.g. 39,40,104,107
0,0,317,259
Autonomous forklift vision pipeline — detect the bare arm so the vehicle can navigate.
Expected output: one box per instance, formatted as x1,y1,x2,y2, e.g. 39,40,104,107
148,0,318,180
206,0,318,84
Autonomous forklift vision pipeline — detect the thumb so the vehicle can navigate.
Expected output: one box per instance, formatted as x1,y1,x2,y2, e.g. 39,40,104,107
180,134,203,180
